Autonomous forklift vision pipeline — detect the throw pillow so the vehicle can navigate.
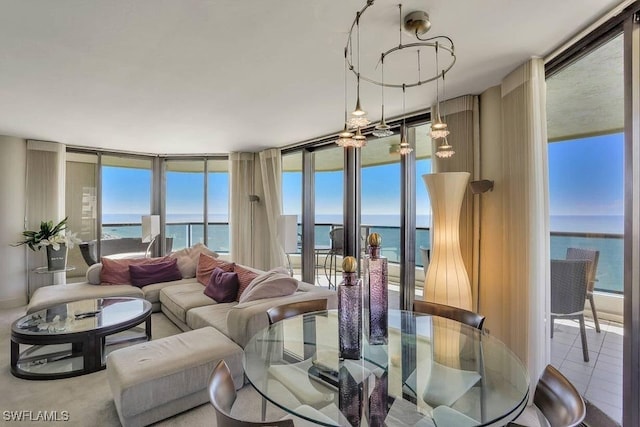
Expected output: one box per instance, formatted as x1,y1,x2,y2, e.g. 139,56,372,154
170,243,219,278
196,253,235,285
240,267,289,297
100,256,170,285
129,258,182,288
234,265,260,301
203,267,239,303
238,273,298,303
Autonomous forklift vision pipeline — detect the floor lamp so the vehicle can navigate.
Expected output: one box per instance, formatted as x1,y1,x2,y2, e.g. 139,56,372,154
142,215,160,258
278,215,298,276
422,172,471,310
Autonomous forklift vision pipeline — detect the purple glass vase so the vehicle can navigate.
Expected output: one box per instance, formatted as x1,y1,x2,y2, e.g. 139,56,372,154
363,236,388,345
339,270,362,360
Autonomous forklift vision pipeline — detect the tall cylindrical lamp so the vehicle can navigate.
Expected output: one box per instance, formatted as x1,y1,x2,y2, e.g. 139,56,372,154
422,172,471,310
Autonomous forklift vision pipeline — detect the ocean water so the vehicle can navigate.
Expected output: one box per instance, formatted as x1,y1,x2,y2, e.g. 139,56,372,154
101,213,624,293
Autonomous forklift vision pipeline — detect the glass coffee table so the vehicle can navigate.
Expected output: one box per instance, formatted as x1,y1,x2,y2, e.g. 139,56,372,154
11,297,152,380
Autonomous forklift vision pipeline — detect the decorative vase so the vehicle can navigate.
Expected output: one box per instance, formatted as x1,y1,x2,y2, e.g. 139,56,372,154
422,172,472,310
46,244,67,271
363,233,388,345
338,256,362,360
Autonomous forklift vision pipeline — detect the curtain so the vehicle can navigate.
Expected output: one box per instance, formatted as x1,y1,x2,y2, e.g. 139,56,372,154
495,58,549,394
258,148,286,269
26,140,66,295
432,95,481,310
229,152,255,266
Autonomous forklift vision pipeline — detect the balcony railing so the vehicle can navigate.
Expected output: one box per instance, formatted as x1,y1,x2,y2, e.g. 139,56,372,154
100,222,623,294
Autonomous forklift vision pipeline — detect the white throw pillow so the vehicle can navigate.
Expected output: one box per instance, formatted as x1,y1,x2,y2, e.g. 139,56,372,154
238,269,298,303
170,243,218,278
86,263,102,285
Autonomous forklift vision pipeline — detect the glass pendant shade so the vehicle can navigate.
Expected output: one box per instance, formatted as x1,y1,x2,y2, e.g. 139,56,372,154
430,118,450,139
352,127,367,148
398,130,413,155
435,137,455,158
372,122,393,138
348,98,371,129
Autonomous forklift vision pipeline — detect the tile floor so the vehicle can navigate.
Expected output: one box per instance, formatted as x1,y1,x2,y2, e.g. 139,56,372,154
551,317,623,424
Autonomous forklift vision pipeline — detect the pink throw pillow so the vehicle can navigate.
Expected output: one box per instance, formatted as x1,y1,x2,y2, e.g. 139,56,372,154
234,265,260,301
203,267,239,303
196,253,235,286
100,256,170,285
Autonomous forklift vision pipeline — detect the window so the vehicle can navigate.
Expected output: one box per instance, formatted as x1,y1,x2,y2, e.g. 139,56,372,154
207,159,230,253
165,160,205,251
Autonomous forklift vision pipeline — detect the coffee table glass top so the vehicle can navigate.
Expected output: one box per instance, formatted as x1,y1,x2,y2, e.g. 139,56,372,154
13,297,151,336
244,309,529,427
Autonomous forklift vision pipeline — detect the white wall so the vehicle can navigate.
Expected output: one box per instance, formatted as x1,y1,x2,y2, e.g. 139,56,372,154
0,136,27,308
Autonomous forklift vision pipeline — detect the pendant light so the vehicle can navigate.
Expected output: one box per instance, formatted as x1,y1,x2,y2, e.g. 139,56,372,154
430,42,450,140
347,12,371,129
435,70,455,158
337,47,356,147
398,84,413,155
372,54,393,138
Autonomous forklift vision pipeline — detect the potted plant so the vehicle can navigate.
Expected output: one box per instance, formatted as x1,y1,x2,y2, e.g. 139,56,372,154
13,217,80,271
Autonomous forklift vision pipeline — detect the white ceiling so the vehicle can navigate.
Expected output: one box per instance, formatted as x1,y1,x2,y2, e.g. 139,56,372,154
0,0,623,154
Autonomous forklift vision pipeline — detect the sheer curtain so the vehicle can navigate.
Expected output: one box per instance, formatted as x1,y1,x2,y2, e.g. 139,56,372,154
501,58,549,388
26,140,66,295
258,148,286,270
229,152,256,266
431,95,481,310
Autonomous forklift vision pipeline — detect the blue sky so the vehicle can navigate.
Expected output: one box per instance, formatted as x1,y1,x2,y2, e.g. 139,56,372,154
103,132,624,223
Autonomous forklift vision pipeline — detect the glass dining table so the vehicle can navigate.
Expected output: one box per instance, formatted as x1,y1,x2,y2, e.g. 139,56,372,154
243,309,529,427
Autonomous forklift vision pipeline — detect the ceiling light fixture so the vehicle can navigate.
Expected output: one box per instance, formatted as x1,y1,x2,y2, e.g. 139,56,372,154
399,84,413,155
434,69,455,158
337,2,456,152
336,48,356,147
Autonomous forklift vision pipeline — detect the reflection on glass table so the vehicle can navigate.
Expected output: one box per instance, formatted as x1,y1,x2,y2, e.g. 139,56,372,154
243,310,529,427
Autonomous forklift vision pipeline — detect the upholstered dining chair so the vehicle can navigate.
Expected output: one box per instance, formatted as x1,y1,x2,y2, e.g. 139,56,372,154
551,259,591,362
413,300,486,330
266,299,328,325
566,247,601,333
263,299,329,420
508,364,586,427
209,360,333,427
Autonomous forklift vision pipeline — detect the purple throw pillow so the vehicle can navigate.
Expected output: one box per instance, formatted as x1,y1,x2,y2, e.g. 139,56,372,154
129,258,182,287
204,267,239,303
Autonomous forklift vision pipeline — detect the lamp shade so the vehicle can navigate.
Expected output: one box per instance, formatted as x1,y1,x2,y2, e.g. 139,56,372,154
141,215,160,243
422,172,471,310
278,215,298,254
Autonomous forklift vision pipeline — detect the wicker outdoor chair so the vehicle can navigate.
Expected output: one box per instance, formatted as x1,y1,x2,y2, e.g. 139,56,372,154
551,259,591,362
566,248,601,333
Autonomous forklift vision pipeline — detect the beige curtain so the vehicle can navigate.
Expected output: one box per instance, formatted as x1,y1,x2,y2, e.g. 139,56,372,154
432,95,481,310
26,140,66,296
258,148,286,270
479,58,549,394
229,152,256,266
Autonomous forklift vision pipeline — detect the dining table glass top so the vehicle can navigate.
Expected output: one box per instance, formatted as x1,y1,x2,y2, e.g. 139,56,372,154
243,309,529,427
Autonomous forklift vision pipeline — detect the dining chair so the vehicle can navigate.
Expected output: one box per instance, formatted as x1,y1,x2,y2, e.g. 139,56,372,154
508,364,586,427
413,300,486,330
209,360,335,427
263,299,329,420
566,247,601,333
551,259,590,362
266,299,328,325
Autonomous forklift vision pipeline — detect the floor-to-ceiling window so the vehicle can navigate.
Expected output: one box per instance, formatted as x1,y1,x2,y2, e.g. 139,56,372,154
101,155,153,243
546,32,624,423
314,146,344,287
165,160,205,251
65,152,98,281
281,151,303,277
207,159,230,253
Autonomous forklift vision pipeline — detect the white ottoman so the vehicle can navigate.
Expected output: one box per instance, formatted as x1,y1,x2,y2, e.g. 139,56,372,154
107,326,244,427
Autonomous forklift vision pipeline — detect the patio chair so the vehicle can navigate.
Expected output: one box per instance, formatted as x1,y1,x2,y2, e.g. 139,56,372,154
551,259,591,362
566,247,601,333
323,226,343,289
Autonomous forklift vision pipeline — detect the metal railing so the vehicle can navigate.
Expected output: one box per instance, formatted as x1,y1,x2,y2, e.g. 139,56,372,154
99,221,623,294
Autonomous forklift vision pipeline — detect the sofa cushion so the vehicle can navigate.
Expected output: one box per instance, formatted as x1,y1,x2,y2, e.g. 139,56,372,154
234,264,259,301
159,282,215,323
170,243,219,279
100,256,170,285
186,303,237,336
27,282,143,314
203,268,239,303
129,258,182,287
196,253,234,285
140,278,200,306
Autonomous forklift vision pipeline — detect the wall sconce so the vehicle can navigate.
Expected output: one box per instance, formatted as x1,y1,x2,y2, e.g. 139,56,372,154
469,180,494,194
